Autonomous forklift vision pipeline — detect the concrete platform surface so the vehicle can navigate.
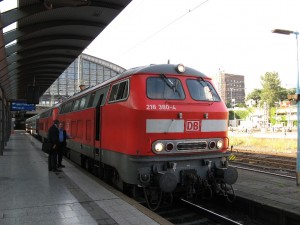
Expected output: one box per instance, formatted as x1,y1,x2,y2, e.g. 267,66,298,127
234,168,300,216
0,131,170,225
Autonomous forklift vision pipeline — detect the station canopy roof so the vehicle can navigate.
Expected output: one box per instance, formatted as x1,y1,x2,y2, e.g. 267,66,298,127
0,0,131,102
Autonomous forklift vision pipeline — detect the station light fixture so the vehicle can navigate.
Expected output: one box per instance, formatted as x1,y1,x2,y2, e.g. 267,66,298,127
272,28,300,185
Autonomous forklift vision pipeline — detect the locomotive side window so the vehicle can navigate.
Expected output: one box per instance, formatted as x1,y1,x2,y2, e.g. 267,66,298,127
92,90,102,107
87,92,96,107
116,81,128,100
108,80,129,103
60,102,70,114
92,86,109,107
73,99,81,111
60,104,66,114
147,77,185,100
186,79,221,102
109,85,118,102
99,87,109,106
61,101,72,114
79,96,88,110
65,101,73,113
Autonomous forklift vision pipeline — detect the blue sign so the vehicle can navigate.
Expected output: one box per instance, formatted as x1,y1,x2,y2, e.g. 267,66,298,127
10,101,36,111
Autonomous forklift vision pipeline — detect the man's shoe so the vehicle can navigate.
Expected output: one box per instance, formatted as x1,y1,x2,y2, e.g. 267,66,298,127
53,169,62,172
60,164,66,168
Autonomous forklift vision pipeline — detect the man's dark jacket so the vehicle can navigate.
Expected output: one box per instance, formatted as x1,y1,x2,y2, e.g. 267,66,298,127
47,124,59,149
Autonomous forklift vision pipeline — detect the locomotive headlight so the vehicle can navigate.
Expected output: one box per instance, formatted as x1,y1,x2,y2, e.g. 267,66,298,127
216,140,223,149
154,143,164,152
176,64,185,73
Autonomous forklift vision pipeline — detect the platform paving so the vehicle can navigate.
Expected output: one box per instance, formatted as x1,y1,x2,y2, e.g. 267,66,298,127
0,131,169,225
3,131,300,225
234,168,300,217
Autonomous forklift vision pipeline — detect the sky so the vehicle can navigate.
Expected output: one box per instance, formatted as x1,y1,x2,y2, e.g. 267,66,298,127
1,0,300,93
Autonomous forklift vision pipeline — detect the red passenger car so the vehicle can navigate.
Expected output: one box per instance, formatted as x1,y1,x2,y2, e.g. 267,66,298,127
38,105,60,142
45,64,238,209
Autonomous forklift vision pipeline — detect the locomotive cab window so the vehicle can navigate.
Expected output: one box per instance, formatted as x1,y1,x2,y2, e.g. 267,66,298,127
108,80,129,103
186,79,221,101
147,76,185,99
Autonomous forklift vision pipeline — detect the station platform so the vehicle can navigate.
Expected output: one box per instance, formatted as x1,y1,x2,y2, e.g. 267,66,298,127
0,131,170,225
234,167,300,222
2,131,300,225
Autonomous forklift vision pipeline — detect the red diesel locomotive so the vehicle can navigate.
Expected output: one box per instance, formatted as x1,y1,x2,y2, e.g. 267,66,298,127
35,64,238,209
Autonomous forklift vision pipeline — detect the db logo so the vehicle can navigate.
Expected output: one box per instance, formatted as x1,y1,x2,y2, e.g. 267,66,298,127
186,121,200,132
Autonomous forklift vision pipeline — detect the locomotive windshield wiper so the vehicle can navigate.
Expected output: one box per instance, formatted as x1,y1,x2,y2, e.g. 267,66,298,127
197,77,215,101
197,77,205,87
160,74,174,89
160,74,181,97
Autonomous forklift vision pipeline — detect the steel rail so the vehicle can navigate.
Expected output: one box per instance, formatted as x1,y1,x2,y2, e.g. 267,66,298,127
232,164,296,180
180,198,243,225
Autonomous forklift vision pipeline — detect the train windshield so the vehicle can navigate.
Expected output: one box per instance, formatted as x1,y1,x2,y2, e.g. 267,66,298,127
147,76,185,99
186,79,221,102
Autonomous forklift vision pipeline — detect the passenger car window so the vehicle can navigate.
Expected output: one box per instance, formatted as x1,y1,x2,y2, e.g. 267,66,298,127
186,79,221,101
147,77,185,100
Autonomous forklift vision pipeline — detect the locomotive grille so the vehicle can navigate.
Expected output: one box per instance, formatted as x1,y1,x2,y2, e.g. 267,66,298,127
177,142,207,151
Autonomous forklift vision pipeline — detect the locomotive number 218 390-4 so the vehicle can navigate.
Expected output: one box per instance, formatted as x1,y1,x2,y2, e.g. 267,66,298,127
146,104,176,110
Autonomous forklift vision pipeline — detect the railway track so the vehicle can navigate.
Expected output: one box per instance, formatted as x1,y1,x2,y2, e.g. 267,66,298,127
154,149,298,225
155,198,244,225
230,149,296,173
233,165,296,180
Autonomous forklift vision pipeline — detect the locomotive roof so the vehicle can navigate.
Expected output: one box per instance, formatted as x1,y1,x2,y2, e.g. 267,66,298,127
120,64,208,79
60,64,210,103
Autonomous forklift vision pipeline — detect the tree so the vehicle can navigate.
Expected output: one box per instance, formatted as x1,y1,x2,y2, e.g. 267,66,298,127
277,87,295,101
270,107,276,125
229,108,253,120
235,109,252,120
246,88,262,106
260,72,282,107
278,87,288,101
236,102,247,108
226,103,232,108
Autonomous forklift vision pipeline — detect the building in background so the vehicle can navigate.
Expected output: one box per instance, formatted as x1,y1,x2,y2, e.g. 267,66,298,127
13,54,125,129
39,53,125,106
213,71,245,106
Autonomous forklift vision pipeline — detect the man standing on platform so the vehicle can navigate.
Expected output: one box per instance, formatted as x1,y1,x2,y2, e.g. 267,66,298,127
47,119,61,172
57,122,70,168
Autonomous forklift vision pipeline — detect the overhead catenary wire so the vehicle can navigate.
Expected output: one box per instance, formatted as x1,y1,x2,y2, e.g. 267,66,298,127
120,0,210,56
